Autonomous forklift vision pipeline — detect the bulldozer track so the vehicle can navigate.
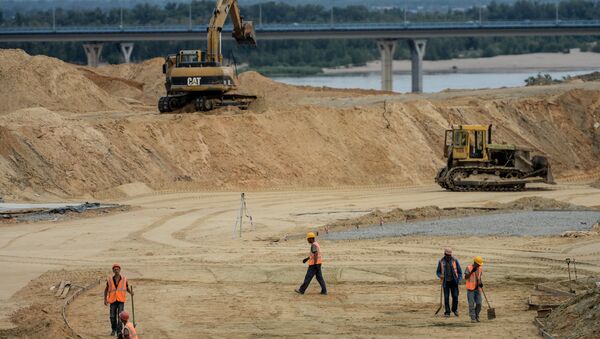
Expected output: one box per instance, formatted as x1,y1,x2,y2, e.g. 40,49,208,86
442,166,527,192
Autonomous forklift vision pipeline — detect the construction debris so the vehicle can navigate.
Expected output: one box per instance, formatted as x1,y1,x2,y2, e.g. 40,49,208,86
542,287,600,338
0,202,125,223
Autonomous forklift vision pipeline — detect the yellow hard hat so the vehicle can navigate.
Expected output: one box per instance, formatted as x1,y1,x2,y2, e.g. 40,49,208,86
306,232,316,239
474,256,483,266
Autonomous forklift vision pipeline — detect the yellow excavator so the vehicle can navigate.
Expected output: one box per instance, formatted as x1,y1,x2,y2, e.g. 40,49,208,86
159,0,256,113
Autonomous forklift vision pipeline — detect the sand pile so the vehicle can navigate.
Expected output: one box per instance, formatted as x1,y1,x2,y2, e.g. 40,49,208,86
0,49,600,199
323,206,496,232
544,287,600,339
0,268,105,338
324,197,590,231
0,49,129,113
95,57,165,104
485,197,586,210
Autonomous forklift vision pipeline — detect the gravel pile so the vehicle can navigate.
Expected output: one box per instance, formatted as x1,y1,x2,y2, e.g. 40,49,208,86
324,211,600,240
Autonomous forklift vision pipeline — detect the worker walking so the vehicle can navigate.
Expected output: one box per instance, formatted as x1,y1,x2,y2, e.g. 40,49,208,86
104,263,134,336
464,256,484,323
436,247,462,317
117,311,138,339
295,232,327,295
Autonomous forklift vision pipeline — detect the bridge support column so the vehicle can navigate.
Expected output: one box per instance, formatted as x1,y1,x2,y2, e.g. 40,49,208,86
408,39,427,93
120,42,134,64
377,39,397,91
83,43,103,67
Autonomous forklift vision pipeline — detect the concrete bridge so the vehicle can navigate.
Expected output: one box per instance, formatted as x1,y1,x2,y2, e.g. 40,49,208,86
2,20,600,92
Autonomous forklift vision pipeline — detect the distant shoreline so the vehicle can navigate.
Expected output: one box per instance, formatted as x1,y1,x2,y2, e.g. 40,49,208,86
322,49,600,75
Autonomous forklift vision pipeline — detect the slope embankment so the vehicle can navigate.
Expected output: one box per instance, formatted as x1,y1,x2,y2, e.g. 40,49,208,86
0,49,598,200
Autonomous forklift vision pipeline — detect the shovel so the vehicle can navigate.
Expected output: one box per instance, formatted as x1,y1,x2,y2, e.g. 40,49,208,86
131,285,136,328
481,287,496,320
434,282,443,315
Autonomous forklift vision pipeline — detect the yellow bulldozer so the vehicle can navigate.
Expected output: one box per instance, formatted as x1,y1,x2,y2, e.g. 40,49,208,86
159,0,256,113
435,124,555,191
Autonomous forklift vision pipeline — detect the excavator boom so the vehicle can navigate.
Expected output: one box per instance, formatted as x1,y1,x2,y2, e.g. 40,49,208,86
207,0,256,63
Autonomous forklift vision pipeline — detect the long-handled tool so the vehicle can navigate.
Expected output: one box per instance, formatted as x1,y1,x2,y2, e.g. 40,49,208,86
131,285,136,328
434,282,443,315
566,258,575,293
481,287,496,320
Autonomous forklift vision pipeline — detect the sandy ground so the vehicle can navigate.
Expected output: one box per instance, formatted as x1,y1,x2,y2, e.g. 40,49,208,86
1,48,600,337
1,184,600,337
323,49,600,74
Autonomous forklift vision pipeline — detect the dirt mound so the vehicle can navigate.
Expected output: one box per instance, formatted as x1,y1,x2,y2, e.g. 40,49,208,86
1,49,600,199
544,287,600,339
485,197,586,210
324,197,591,232
0,49,128,113
323,206,496,232
0,268,104,339
95,57,165,104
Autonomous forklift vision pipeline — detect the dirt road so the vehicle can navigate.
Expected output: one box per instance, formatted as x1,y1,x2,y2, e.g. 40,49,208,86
1,184,600,337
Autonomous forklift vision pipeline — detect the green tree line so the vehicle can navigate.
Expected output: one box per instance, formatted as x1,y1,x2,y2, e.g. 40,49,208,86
1,0,599,74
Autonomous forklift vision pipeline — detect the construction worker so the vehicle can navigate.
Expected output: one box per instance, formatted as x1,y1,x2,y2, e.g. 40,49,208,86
295,232,327,295
118,311,138,339
104,263,134,336
436,247,462,317
464,256,484,323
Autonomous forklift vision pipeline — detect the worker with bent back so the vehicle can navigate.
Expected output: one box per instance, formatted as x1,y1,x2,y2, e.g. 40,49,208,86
464,256,484,323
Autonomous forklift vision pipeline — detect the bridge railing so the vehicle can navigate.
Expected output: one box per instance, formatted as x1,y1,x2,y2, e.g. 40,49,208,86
1,20,600,34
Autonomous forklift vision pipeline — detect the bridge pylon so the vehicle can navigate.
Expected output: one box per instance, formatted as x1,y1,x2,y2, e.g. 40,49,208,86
82,43,103,67
376,39,397,92
408,39,427,93
120,43,134,64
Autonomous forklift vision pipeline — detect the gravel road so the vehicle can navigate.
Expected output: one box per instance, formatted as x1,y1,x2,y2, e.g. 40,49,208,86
324,211,600,240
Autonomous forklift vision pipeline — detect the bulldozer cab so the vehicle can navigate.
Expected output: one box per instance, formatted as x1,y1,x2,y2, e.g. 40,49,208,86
444,125,491,162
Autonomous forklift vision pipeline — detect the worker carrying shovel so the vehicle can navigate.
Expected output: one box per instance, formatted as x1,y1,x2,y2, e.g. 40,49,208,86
436,247,462,317
295,232,328,295
464,256,484,323
104,263,134,336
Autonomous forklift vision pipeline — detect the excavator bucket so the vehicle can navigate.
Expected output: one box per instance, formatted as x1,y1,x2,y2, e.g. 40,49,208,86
234,21,256,45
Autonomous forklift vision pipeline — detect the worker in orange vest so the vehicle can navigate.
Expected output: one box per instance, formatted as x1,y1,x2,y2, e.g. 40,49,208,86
118,311,138,339
295,232,327,295
104,263,134,336
464,256,484,323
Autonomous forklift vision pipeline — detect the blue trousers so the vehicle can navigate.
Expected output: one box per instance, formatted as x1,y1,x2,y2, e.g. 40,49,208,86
444,280,459,315
299,264,327,293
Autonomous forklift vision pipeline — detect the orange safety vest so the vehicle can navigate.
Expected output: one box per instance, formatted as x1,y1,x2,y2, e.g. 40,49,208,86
439,258,459,281
106,275,128,304
122,322,138,339
309,241,323,266
465,264,483,291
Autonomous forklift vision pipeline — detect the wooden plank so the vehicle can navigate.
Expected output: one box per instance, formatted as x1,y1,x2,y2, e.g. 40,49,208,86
60,282,71,299
55,280,66,297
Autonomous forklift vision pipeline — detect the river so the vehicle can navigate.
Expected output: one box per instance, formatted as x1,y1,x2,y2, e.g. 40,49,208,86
272,70,595,93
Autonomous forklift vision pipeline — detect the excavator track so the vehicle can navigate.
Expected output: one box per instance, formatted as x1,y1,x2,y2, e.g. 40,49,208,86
440,166,529,192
